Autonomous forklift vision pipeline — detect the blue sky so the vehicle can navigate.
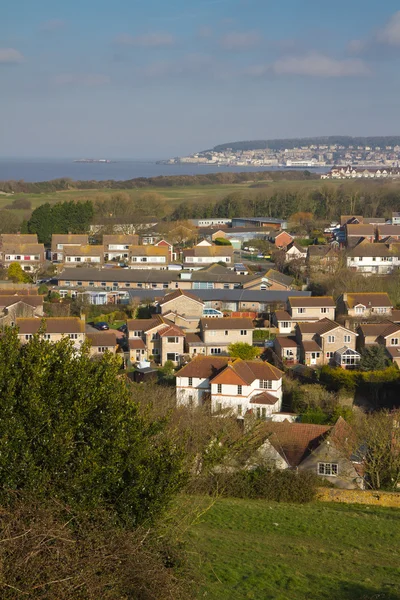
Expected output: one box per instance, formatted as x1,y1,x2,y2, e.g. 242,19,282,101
2,0,400,158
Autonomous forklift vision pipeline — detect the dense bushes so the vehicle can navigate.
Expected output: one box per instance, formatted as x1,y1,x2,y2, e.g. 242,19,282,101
193,468,318,503
319,365,400,392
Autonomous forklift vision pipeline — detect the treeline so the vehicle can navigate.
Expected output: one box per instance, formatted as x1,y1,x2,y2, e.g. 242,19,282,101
213,135,400,152
0,170,317,194
170,181,400,221
25,201,94,244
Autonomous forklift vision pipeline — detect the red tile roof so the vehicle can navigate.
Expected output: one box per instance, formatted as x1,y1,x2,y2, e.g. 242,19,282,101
158,289,203,306
16,317,84,334
288,296,335,308
129,339,146,350
200,317,254,330
250,392,279,406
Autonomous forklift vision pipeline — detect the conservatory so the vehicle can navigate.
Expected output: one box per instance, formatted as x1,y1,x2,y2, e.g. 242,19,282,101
334,347,361,369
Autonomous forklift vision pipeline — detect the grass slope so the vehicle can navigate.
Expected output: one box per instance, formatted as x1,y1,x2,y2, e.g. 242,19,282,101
187,498,400,600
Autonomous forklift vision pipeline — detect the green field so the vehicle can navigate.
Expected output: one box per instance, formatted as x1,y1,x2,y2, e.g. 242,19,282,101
0,178,342,221
186,497,400,600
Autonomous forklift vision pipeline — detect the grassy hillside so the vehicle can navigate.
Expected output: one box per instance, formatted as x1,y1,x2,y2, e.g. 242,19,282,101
186,497,400,600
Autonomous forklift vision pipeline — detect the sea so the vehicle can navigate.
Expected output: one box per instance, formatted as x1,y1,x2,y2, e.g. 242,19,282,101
0,158,329,183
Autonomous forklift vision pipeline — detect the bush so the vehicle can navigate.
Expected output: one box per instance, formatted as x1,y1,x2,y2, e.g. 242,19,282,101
193,468,318,503
214,237,232,246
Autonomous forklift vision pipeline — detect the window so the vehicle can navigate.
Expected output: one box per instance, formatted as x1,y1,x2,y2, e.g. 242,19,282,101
211,348,221,354
24,334,32,340
133,330,142,337
391,338,399,346
237,385,242,395
167,337,178,344
44,334,51,340
217,384,222,394
327,335,335,343
282,321,290,329
256,407,267,419
101,282,106,287
318,463,338,476
355,306,364,314
223,284,229,289
98,347,106,353
224,330,228,336
167,353,178,361
377,307,387,313
125,283,131,288
69,334,78,340
344,335,351,343
163,284,169,289
320,307,328,314
240,330,247,336
326,352,334,358
152,348,159,355
260,380,272,389
77,281,82,287
297,308,305,314
89,281,94,286
237,404,242,416
188,377,193,387
152,333,158,340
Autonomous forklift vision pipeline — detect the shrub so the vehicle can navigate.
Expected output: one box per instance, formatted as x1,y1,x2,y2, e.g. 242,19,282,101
194,468,318,503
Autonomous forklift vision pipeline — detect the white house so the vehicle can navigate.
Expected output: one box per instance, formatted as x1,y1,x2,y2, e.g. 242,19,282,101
346,241,395,274
183,244,234,267
176,356,283,419
129,245,169,269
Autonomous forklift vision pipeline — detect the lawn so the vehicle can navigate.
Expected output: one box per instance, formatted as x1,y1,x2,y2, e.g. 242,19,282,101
186,497,400,600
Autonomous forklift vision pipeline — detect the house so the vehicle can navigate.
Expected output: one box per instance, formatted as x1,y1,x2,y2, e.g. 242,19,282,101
269,231,294,249
0,294,44,327
129,245,169,269
376,225,400,241
306,245,339,273
392,212,400,226
273,336,299,363
295,318,359,368
0,242,45,273
345,224,375,245
287,296,336,322
64,245,104,266
86,331,119,357
271,310,293,334
337,292,393,320
357,322,400,366
346,241,394,274
253,418,364,489
182,244,234,267
243,269,293,291
155,289,204,330
51,234,89,262
285,241,307,262
16,317,85,346
176,355,283,417
185,317,254,357
127,314,185,365
103,234,139,262
155,239,174,261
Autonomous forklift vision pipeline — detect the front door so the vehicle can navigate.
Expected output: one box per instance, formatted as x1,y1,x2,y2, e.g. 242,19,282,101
311,352,317,365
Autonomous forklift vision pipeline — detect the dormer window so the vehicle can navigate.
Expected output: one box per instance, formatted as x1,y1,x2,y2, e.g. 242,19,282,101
355,306,365,314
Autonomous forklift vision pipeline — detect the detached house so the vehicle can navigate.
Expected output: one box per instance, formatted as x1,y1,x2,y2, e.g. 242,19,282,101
346,241,394,274
252,418,364,489
307,245,339,273
183,243,234,267
272,296,336,334
357,322,400,367
156,289,204,330
0,293,44,328
243,269,293,291
51,234,89,262
376,225,400,242
269,231,294,249
129,245,169,269
295,319,359,368
285,241,307,262
16,317,85,346
64,245,104,266
185,317,254,357
103,234,139,262
127,314,185,365
86,331,119,357
176,355,283,418
337,293,393,320
345,224,375,245
0,239,45,273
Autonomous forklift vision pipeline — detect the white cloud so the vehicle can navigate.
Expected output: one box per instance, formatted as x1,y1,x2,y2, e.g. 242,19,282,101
272,52,371,77
114,32,175,47
41,19,66,32
0,48,24,64
377,11,400,46
54,74,110,86
220,30,261,50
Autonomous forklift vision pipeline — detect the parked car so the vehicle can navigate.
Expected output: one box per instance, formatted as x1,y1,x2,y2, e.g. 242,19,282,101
94,321,109,331
117,324,127,333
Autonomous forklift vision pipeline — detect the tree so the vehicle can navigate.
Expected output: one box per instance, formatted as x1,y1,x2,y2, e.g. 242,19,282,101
228,343,260,360
0,209,22,234
355,410,400,490
360,346,390,372
0,329,186,526
7,262,30,283
214,237,232,246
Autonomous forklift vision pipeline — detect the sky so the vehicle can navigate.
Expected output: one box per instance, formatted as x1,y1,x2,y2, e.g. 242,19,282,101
2,0,400,158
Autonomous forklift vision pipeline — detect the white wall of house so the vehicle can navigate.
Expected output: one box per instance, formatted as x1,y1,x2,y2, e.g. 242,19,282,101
347,256,394,274
289,306,336,321
66,256,102,263
176,375,211,406
184,255,232,264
